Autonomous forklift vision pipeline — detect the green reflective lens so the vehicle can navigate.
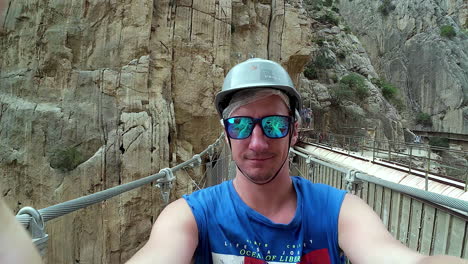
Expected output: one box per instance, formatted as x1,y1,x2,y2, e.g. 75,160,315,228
224,115,291,139
262,116,290,138
226,117,254,139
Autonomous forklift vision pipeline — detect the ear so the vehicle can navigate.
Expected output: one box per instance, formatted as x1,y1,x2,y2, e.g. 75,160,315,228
291,121,299,146
220,119,229,144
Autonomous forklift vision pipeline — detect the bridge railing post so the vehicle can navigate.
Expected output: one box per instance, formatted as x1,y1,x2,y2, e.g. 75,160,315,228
348,136,351,154
361,137,367,156
345,170,362,195
425,146,431,191
388,140,391,162
464,169,467,192
408,145,412,174
372,140,376,161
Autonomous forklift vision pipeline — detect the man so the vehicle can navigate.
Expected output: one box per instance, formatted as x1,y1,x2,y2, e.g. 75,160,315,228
127,58,465,263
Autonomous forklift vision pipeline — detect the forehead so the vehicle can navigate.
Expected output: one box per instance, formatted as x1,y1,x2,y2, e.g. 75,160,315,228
230,94,290,117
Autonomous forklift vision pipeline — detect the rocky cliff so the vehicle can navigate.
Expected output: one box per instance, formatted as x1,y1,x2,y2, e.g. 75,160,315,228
0,0,310,262
0,0,464,263
339,0,468,134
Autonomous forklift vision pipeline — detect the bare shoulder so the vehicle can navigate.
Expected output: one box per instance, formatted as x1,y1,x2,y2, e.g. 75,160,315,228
126,198,198,263
153,198,197,230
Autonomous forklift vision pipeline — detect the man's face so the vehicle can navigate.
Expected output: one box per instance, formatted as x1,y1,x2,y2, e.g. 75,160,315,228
228,94,298,183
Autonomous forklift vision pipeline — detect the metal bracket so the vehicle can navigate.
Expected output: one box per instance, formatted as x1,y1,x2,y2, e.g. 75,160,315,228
191,154,202,168
207,145,214,161
305,156,315,178
345,170,363,193
17,206,49,256
288,150,295,160
155,168,175,204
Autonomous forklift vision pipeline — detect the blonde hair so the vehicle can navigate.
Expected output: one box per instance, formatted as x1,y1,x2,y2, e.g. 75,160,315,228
222,88,290,118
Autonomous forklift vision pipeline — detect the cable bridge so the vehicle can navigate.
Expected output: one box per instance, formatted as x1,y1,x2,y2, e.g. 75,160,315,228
15,133,468,260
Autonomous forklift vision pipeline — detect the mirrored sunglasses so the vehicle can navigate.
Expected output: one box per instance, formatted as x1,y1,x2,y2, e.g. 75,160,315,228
223,115,292,139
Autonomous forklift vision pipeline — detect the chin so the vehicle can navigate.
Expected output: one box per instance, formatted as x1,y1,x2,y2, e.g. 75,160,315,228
243,170,276,182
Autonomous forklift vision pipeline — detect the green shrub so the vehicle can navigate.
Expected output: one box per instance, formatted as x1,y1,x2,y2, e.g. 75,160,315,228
313,37,326,46
415,112,432,127
332,6,340,13
324,0,333,7
440,25,456,38
429,137,449,149
378,0,395,16
303,0,322,12
315,53,335,69
303,51,336,79
372,78,405,110
354,84,370,100
381,82,397,100
50,146,84,172
335,73,370,101
317,12,339,26
343,26,351,34
330,84,354,103
304,63,318,79
340,73,369,98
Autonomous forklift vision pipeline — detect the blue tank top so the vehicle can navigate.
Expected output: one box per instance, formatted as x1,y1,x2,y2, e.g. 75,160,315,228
183,176,347,264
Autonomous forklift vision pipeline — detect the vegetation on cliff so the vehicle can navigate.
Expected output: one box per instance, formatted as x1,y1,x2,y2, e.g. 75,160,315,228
330,73,370,104
415,112,433,127
440,25,456,39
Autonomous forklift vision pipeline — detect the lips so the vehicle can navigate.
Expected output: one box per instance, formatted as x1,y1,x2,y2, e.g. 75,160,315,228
245,154,274,161
249,157,271,161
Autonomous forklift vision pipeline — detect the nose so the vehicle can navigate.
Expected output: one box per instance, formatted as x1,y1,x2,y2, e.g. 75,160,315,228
248,123,269,151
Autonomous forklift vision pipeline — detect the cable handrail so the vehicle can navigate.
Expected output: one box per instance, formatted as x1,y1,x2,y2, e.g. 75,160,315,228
16,133,225,228
299,131,468,185
299,130,468,154
291,146,468,214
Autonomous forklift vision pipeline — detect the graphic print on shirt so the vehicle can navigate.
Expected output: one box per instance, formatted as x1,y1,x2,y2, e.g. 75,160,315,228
211,239,332,264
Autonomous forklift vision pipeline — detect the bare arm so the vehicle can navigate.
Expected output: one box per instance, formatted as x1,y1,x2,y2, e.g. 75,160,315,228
338,194,466,264
0,198,42,264
126,198,199,264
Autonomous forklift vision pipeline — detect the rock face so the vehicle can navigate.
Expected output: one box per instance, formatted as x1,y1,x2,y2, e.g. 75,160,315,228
339,0,468,134
1,1,177,262
0,0,311,262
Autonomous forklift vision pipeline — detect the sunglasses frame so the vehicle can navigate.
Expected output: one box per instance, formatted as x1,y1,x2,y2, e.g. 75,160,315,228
223,115,293,139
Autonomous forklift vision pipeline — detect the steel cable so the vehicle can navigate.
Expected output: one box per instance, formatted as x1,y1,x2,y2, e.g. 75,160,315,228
356,173,468,213
16,133,225,228
292,146,468,213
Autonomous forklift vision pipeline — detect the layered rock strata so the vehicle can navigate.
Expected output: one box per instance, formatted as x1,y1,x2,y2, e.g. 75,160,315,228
339,0,468,134
0,0,311,262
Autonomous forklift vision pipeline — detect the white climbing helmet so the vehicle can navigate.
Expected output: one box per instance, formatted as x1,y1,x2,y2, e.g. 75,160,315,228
215,58,302,118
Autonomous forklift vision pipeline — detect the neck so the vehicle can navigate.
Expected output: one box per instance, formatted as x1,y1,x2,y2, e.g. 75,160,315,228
233,166,296,223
